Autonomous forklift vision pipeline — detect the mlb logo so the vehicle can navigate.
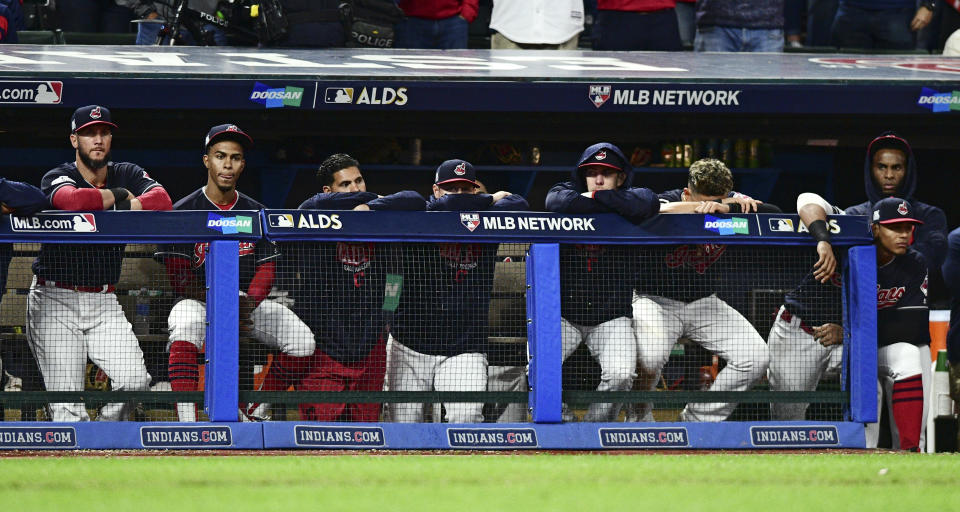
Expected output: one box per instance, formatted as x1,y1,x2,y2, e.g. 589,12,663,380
325,87,355,104
589,85,611,108
460,213,480,232
268,214,295,228
72,214,97,232
768,218,794,232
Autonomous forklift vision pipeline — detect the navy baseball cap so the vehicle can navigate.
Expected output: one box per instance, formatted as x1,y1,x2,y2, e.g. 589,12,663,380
867,131,910,159
872,197,923,225
204,124,253,153
434,159,479,187
578,148,625,172
70,105,117,133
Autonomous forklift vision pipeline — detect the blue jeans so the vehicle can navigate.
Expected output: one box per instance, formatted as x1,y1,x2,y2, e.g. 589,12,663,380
136,18,227,45
694,26,784,52
395,15,468,49
830,4,914,50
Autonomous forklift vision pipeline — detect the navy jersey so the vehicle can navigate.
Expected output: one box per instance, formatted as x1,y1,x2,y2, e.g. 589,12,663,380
160,188,276,292
782,269,844,328
33,162,163,286
876,248,929,347
293,190,425,363
391,192,529,356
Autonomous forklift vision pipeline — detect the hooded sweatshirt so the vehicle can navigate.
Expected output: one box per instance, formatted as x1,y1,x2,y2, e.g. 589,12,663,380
545,142,660,326
844,132,947,300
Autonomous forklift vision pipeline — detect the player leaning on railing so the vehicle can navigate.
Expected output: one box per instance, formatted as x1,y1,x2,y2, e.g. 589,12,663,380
545,142,660,422
629,158,779,423
27,105,173,422
158,123,314,422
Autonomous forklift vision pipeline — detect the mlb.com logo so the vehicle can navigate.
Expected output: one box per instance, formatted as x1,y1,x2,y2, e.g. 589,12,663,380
250,82,304,109
917,87,960,113
207,213,253,234
0,81,63,104
10,213,96,233
704,215,749,235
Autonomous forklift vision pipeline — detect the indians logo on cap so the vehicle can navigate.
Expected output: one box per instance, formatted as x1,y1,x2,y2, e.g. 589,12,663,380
589,84,611,108
454,162,467,176
226,125,240,132
595,150,607,161
89,106,102,119
460,213,480,232
897,202,909,216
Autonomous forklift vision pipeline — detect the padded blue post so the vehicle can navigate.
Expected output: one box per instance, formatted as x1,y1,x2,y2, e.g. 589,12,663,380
845,244,877,423
205,240,240,422
526,243,562,423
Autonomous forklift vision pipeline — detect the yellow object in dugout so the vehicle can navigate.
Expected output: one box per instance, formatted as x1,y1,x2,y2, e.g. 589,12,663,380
251,4,259,17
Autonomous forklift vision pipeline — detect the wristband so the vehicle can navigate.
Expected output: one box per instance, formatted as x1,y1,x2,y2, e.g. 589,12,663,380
808,220,831,242
109,188,129,202
114,200,131,211
726,202,742,213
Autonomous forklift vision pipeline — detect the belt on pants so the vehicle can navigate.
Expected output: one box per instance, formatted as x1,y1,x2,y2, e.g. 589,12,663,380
778,308,814,336
37,278,115,294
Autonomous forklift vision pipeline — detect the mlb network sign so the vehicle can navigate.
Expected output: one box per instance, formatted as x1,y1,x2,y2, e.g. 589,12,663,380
750,426,840,447
206,214,253,234
704,215,749,235
250,82,304,109
0,427,77,449
599,428,689,448
294,426,385,448
447,428,538,448
0,81,63,104
140,426,233,448
917,87,960,113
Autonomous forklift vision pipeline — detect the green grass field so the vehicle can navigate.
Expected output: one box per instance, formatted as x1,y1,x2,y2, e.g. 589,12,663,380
1,453,957,512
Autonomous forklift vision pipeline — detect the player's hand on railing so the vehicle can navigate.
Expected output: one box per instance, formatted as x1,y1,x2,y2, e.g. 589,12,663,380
693,201,728,213
723,195,761,213
813,323,843,346
491,191,511,203
353,204,371,211
813,240,836,282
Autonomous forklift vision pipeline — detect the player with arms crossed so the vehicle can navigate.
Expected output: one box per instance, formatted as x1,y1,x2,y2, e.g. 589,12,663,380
385,159,528,423
293,153,424,421
771,197,929,450
630,158,778,422
545,143,660,422
161,124,314,421
28,105,173,422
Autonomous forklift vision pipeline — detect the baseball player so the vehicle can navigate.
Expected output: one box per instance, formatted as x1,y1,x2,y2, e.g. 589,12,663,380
769,198,930,451
943,227,960,403
384,159,528,423
27,105,173,422
795,131,945,448
630,158,779,423
544,142,660,422
160,124,314,422
291,153,424,422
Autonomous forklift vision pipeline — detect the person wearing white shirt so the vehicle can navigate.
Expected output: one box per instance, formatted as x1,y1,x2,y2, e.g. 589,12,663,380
490,0,584,49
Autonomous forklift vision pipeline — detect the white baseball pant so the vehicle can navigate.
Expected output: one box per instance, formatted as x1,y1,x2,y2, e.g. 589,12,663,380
486,364,528,423
383,335,488,423
767,306,843,420
865,342,930,449
26,279,151,422
632,294,770,422
561,316,637,422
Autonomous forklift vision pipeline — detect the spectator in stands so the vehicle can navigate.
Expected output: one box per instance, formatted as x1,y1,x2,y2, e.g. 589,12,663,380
830,0,934,50
946,27,960,54
275,0,345,47
119,0,226,45
0,0,24,43
592,0,682,51
57,0,135,33
489,0,584,50
395,0,478,49
292,153,424,422
695,0,785,52
384,159,528,423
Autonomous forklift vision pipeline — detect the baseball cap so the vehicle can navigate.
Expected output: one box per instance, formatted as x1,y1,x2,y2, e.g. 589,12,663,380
867,131,910,159
872,197,923,225
70,105,117,133
434,159,479,187
578,148,625,173
204,124,253,153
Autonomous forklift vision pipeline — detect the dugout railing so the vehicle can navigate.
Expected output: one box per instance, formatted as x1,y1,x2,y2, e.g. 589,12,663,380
0,209,877,450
